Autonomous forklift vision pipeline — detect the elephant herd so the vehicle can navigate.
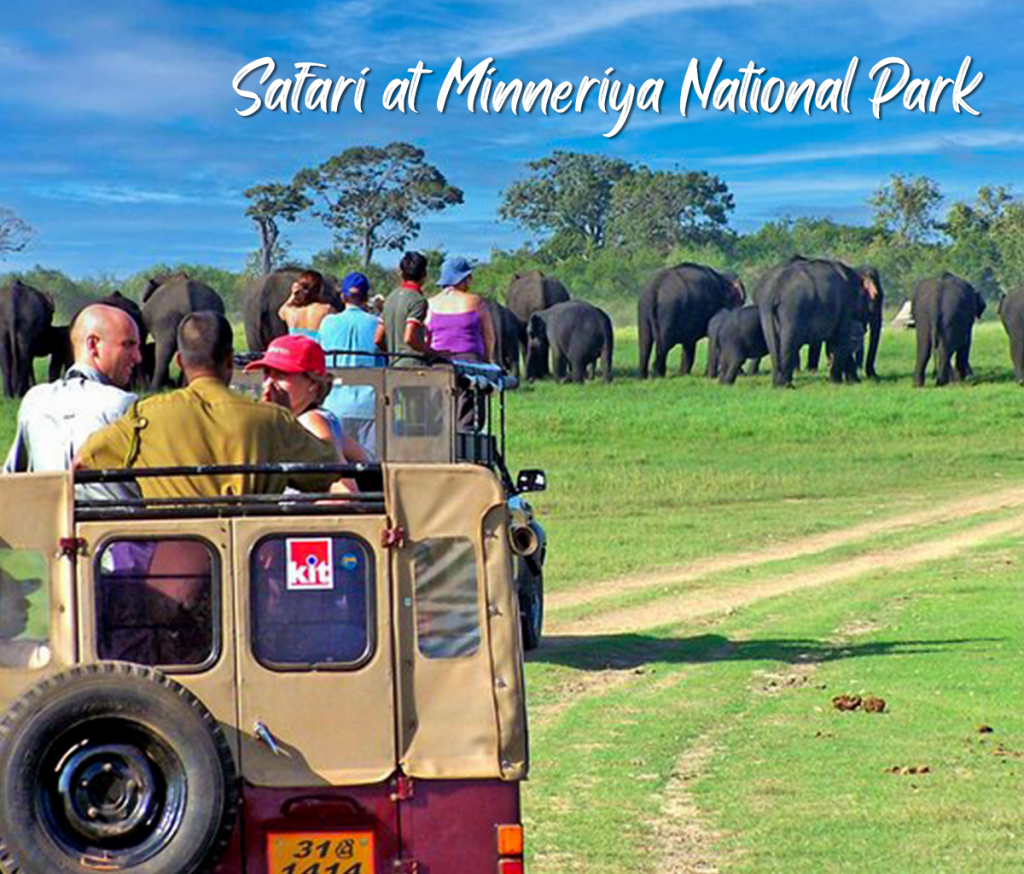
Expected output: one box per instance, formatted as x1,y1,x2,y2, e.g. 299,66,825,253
1,258,1017,398
634,258,1015,389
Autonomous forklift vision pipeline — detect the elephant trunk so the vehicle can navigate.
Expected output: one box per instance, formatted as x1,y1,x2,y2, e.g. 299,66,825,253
865,297,883,379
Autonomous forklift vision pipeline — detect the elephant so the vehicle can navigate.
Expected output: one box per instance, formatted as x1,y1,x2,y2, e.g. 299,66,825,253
706,305,768,385
142,273,226,389
999,287,1024,384
911,273,985,387
243,268,343,353
481,298,522,379
805,265,885,379
637,263,746,379
505,271,571,378
757,256,879,387
0,279,55,398
526,301,613,384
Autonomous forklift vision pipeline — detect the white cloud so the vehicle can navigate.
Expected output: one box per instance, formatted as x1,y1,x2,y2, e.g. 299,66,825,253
29,182,233,206
709,129,1024,167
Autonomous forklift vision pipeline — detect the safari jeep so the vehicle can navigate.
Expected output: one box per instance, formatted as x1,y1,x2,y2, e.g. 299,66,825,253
0,407,538,872
234,355,547,651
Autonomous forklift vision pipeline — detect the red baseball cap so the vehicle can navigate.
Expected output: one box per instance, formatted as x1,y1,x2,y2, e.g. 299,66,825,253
244,334,327,376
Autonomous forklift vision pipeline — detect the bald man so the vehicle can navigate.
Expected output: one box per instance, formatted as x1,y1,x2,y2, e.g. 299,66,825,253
5,304,142,489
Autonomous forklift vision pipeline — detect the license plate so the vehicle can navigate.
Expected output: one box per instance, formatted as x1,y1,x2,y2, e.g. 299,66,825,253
267,832,375,874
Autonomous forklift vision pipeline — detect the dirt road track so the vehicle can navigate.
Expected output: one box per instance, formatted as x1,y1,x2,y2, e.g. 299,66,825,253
547,507,1024,638
548,483,1024,615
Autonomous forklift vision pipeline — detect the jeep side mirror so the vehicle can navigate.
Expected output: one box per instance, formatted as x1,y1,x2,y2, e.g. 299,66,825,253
516,469,546,493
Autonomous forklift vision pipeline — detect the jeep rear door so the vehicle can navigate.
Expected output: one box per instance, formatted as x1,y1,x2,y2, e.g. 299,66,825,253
231,515,397,786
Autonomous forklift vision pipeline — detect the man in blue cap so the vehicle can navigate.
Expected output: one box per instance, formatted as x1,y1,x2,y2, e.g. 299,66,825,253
319,272,386,458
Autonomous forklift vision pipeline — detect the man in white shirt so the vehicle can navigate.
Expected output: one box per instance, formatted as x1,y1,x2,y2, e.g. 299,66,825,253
4,303,142,489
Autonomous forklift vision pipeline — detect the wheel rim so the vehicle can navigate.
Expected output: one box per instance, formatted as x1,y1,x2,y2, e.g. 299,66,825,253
58,744,157,840
39,719,187,866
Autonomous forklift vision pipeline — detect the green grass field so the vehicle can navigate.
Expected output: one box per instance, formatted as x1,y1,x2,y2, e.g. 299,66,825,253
1,319,1021,871
502,320,1024,872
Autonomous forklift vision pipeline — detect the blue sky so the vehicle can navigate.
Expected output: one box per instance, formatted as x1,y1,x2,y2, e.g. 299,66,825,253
0,0,1021,277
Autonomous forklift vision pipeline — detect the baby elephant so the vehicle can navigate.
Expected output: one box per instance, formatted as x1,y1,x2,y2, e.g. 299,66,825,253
526,301,614,383
706,305,767,384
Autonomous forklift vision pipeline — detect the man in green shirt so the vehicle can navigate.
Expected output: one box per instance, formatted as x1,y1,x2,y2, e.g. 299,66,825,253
378,251,439,367
77,312,340,499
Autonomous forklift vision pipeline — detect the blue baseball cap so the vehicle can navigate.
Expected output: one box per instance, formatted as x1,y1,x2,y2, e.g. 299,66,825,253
439,256,473,288
342,272,370,298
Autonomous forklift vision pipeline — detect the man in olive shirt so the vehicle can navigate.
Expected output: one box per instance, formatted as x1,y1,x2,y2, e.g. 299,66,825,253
377,251,439,367
77,312,340,499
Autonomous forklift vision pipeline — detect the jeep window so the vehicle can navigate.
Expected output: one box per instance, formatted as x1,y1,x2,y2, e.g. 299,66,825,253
0,547,50,669
393,386,445,437
251,535,373,669
95,539,217,668
413,538,481,659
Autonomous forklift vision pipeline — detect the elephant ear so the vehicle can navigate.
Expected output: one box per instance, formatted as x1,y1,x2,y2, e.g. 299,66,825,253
858,271,880,301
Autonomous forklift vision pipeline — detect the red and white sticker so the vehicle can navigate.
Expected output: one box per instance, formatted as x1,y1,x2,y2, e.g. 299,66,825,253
285,538,334,590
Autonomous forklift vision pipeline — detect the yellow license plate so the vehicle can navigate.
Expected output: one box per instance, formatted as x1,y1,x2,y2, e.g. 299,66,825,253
267,831,375,874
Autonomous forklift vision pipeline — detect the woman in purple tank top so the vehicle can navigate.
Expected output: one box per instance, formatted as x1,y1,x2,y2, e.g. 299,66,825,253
427,256,496,362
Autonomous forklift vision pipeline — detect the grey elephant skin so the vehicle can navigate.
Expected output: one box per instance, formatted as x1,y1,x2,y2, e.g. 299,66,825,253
757,256,879,387
481,299,522,379
806,265,885,379
243,268,342,353
999,287,1024,384
637,263,745,379
142,273,225,389
526,301,614,384
911,273,985,387
505,271,570,378
0,280,55,398
706,305,767,385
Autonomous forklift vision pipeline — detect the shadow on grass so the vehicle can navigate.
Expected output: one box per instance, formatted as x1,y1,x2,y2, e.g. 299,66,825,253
530,633,1002,671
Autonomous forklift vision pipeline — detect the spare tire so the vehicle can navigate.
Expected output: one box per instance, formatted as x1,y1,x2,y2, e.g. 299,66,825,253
0,662,238,874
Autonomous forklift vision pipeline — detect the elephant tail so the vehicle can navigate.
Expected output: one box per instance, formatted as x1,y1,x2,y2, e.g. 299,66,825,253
760,298,782,372
929,299,942,351
637,292,655,379
602,312,614,383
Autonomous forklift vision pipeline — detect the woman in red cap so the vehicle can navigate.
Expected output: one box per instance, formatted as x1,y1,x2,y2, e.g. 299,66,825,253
245,335,367,480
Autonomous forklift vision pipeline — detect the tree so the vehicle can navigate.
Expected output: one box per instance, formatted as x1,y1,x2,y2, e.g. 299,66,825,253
498,152,632,256
0,208,33,259
868,174,943,245
294,143,463,267
243,183,310,276
942,185,1013,299
606,166,734,252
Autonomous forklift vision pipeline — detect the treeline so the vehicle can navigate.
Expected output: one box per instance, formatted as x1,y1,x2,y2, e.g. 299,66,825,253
1,145,1022,326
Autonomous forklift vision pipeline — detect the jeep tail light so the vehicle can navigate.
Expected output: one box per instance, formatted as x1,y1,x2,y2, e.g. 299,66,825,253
498,860,524,874
497,824,523,856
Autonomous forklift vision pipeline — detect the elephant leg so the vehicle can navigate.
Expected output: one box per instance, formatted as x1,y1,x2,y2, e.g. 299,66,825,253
777,326,799,387
934,338,953,386
954,341,973,381
14,340,33,397
680,339,697,376
151,337,176,391
571,357,588,384
0,331,14,398
749,356,762,376
1012,334,1024,385
721,356,742,385
652,338,669,378
806,342,822,373
913,326,931,388
552,348,568,383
